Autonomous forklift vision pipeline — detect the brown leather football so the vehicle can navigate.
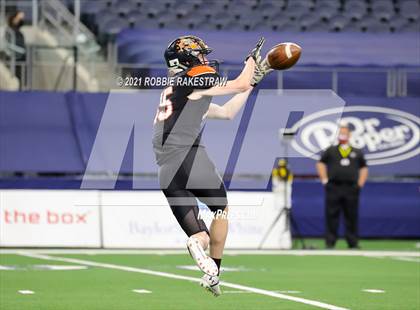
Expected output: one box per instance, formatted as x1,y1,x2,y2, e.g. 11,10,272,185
266,42,302,70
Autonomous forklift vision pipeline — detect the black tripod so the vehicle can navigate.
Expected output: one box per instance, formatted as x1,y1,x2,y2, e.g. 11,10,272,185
258,129,308,250
258,169,307,250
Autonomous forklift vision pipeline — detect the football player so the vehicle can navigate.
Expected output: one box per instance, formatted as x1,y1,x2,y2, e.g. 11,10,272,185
152,35,269,296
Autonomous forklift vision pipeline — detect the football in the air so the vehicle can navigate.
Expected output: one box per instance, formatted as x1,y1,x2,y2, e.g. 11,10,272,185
265,42,302,70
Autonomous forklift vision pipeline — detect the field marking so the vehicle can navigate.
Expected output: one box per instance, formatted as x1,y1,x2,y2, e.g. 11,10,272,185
1,249,419,257
0,264,88,271
132,289,152,294
35,265,88,270
223,290,252,294
278,290,302,294
176,265,248,272
18,290,34,295
18,252,348,310
390,256,420,263
225,290,301,294
362,289,385,294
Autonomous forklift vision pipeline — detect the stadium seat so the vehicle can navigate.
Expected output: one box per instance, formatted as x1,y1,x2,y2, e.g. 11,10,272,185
144,2,167,18
400,1,420,21
198,3,226,19
347,5,366,21
344,0,368,11
231,6,255,20
204,0,230,9
359,17,390,33
231,0,259,8
372,6,394,22
126,11,146,25
187,0,204,7
371,0,394,11
317,5,339,21
341,20,364,32
81,1,106,14
400,21,420,32
329,15,350,32
266,16,290,31
258,3,282,19
259,0,286,7
306,21,330,32
299,13,320,31
113,0,132,16
232,12,263,31
286,4,310,20
291,0,315,9
315,0,341,9
173,2,195,18
278,21,302,32
388,15,409,32
200,12,235,31
128,0,142,8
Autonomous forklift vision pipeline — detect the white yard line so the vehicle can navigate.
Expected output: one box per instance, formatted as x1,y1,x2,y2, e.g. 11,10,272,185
0,248,418,257
18,290,35,295
132,289,152,294
18,252,349,310
362,289,385,294
390,256,420,263
224,290,302,294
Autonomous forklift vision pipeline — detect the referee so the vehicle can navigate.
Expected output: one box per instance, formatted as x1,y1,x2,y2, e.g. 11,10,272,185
316,124,368,249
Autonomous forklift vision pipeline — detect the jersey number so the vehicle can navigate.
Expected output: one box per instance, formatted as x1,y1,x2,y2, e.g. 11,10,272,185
154,87,173,124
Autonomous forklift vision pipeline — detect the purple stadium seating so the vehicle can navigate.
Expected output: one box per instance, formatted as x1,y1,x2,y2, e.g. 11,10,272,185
64,0,419,42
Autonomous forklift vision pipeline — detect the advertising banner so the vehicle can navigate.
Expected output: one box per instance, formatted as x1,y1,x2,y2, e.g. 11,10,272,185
0,190,101,247
101,191,290,249
287,98,420,176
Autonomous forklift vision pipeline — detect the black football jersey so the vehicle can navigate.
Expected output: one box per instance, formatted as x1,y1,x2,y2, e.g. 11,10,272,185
152,65,219,165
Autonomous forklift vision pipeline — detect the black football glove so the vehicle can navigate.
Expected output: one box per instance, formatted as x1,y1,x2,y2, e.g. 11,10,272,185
246,37,265,63
251,58,274,86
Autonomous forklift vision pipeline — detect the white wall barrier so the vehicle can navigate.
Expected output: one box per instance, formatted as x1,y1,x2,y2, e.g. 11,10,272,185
0,190,101,247
0,190,291,249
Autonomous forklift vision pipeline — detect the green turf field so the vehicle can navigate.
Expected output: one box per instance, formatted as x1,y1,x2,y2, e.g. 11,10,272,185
1,241,419,310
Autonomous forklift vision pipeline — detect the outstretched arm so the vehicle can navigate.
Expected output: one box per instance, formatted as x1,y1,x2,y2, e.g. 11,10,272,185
189,38,265,99
189,58,255,99
206,88,253,120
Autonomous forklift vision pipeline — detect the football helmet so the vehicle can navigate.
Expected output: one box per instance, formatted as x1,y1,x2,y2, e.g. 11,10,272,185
164,35,218,74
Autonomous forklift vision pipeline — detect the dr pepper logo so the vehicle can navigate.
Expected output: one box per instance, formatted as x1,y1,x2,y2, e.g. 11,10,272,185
289,106,420,165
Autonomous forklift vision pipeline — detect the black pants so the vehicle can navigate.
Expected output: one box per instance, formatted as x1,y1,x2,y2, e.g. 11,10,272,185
325,182,360,248
158,146,227,237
